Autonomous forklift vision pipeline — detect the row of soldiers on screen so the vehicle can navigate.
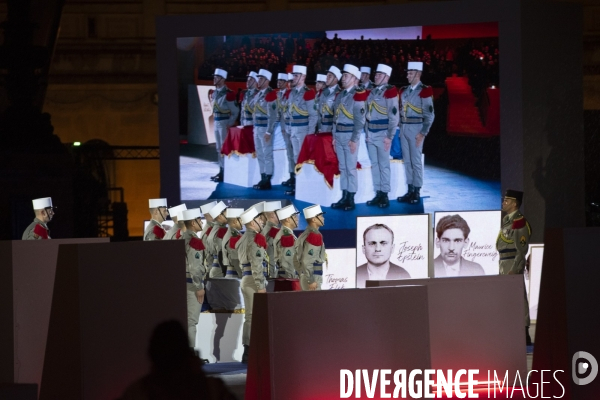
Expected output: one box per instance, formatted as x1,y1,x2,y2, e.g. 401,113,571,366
143,199,326,357
208,60,434,208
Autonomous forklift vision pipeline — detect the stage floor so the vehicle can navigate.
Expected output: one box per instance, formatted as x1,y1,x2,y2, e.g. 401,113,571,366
180,144,501,231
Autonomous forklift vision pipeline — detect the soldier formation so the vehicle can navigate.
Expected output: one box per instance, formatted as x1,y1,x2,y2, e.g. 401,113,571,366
211,61,435,206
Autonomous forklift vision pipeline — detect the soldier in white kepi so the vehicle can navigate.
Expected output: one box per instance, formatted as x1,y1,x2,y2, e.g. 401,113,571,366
240,71,258,127
359,66,374,90
252,69,278,190
365,63,400,208
276,72,295,187
211,68,239,182
22,197,55,240
285,65,317,196
397,61,435,205
260,201,282,278
273,204,300,278
199,201,217,240
331,64,368,211
144,198,169,240
317,66,342,134
315,74,327,94
165,203,187,240
238,206,267,363
180,208,207,347
223,208,244,278
295,205,326,290
206,201,229,278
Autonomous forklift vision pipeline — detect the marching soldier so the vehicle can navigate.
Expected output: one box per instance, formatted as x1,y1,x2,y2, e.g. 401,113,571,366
210,68,239,182
164,203,187,240
295,205,326,290
330,64,367,211
180,208,207,347
273,205,300,278
359,66,374,90
223,208,244,278
239,71,258,127
496,189,533,345
252,69,278,190
277,73,295,188
199,201,217,240
317,66,342,134
365,64,400,208
22,197,55,240
285,65,317,196
397,61,435,205
144,198,169,241
206,201,229,278
238,207,267,363
260,201,282,278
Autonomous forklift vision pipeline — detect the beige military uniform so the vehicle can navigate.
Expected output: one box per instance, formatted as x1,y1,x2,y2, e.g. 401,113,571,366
22,218,51,240
143,219,166,241
260,221,279,278
223,227,243,278
183,230,207,346
273,226,297,278
164,226,183,240
278,88,295,174
294,227,326,290
212,86,240,168
496,210,532,326
317,86,340,133
240,88,257,127
286,85,318,162
239,229,267,346
207,223,228,278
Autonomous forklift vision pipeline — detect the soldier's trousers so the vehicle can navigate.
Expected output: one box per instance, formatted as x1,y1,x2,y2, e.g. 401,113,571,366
187,284,202,347
400,124,424,187
214,123,229,168
240,276,258,346
279,122,295,173
333,130,359,192
290,126,309,164
366,130,391,193
253,127,274,175
300,272,322,291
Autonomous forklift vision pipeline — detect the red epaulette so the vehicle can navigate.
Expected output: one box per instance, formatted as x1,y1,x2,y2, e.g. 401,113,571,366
208,89,215,98
237,90,246,103
265,90,278,102
512,216,527,230
306,232,323,247
175,229,181,239
284,89,291,99
217,227,228,239
190,237,205,251
419,86,434,98
205,227,213,237
33,224,49,239
353,90,369,102
399,86,407,95
226,90,236,102
254,233,267,249
153,225,165,239
268,226,280,239
384,86,399,99
229,235,241,249
303,89,316,101
281,234,295,248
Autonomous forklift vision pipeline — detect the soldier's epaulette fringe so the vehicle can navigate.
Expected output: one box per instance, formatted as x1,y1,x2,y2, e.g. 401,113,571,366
303,89,316,101
281,234,294,248
265,90,278,102
190,237,205,251
512,217,527,230
229,235,241,249
153,225,165,239
217,227,228,239
353,90,369,101
33,224,48,239
384,86,399,99
306,232,323,246
419,86,434,98
268,226,280,239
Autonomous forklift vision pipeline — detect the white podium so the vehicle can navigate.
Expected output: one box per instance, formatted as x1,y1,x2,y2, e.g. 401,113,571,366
295,155,424,206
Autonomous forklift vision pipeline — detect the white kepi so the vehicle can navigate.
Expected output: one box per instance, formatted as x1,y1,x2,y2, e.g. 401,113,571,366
208,201,228,218
360,66,371,74
199,201,218,216
264,201,282,212
376,63,392,76
343,64,361,79
214,68,228,79
407,61,423,71
328,66,341,80
240,207,259,225
303,204,324,219
257,69,272,81
293,65,307,75
276,204,299,221
32,197,52,210
149,198,167,208
225,208,244,218
180,208,201,221
316,74,327,82
277,73,288,81
251,201,266,215
168,204,187,220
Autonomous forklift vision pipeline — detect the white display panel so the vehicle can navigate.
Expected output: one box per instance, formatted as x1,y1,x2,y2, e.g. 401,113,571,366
433,210,501,277
356,214,430,288
321,248,357,290
526,244,544,321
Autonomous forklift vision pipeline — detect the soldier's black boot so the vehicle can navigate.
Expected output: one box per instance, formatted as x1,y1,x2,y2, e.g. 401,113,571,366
331,190,348,209
210,168,224,182
344,192,356,211
257,174,272,190
253,173,266,189
409,187,421,204
241,345,249,364
378,192,390,208
397,184,414,203
282,172,295,187
366,191,382,206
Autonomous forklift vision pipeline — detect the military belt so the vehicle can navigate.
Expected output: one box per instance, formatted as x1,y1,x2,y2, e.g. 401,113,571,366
291,115,309,127
367,119,390,132
401,117,424,124
499,248,517,260
214,112,230,121
226,269,239,276
312,262,323,275
255,116,268,127
335,123,354,132
186,278,194,283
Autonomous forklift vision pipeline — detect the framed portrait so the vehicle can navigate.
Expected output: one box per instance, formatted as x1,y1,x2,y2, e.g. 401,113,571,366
356,214,430,288
433,210,501,277
321,248,357,290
